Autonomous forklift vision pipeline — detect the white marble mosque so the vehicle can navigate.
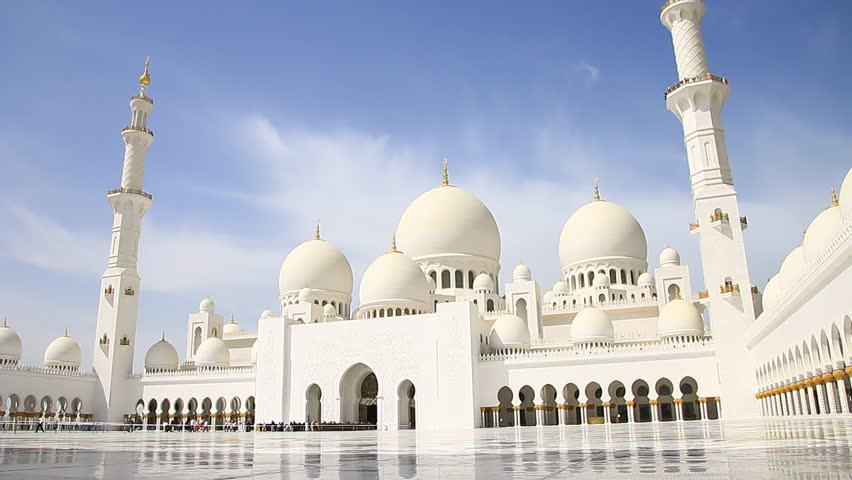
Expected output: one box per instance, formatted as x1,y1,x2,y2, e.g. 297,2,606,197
1,0,851,436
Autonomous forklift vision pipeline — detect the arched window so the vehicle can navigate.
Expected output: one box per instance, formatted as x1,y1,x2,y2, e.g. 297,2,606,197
588,271,595,284
193,327,202,354
429,271,437,289
455,270,464,288
486,299,494,311
441,270,451,289
379,310,385,318
620,269,627,284
404,308,409,315
579,275,585,288
468,271,475,289
570,276,577,290
609,269,617,284
322,300,327,306
599,294,606,304
395,308,402,316
630,270,635,285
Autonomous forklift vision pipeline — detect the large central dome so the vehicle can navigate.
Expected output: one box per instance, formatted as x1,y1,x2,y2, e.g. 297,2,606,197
559,200,647,268
396,185,501,262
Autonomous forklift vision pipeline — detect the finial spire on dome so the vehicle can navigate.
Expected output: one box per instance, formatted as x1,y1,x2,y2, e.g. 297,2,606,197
672,284,682,300
388,234,399,253
442,157,449,186
138,56,151,96
161,331,166,341
229,313,235,324
2,317,6,327
831,188,839,207
593,177,601,201
64,328,69,337
314,218,321,240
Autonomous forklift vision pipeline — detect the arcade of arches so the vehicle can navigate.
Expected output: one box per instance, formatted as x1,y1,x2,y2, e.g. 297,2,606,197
0,394,90,426
130,396,256,429
482,377,719,427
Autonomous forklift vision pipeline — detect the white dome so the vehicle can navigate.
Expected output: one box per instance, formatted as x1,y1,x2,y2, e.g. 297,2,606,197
761,274,781,314
194,337,230,368
396,185,501,262
553,280,569,295
223,319,243,336
359,250,429,306
543,291,555,303
803,204,842,262
279,239,353,297
779,245,805,292
638,272,655,287
261,309,275,319
489,313,530,349
512,264,532,282
473,273,495,293
0,321,22,363
571,307,614,344
840,168,852,219
425,274,436,293
659,247,681,267
144,336,179,371
559,200,647,268
44,332,81,369
323,304,337,317
593,274,610,288
657,299,704,337
199,297,215,313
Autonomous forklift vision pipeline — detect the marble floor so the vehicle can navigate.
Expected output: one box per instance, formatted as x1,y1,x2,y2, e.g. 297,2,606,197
1,418,851,479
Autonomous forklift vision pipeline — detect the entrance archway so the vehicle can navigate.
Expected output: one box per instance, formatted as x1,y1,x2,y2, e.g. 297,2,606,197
306,384,322,423
497,386,514,427
518,385,536,426
679,376,700,420
631,380,652,422
339,363,379,425
655,378,675,421
397,380,415,429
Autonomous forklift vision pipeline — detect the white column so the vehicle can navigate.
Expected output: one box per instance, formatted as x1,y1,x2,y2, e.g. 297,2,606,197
822,382,835,414
700,400,708,420
715,398,722,418
674,401,681,421
492,409,499,428
803,386,813,415
480,409,487,428
603,405,611,424
627,403,635,423
836,375,851,414
813,380,825,414
650,402,658,422
579,406,586,424
513,407,521,427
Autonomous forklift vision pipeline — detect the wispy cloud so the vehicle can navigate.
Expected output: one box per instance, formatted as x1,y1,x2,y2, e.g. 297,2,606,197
574,61,601,85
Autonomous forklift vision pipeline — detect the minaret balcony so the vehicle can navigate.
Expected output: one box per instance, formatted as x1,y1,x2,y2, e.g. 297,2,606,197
107,187,153,200
130,95,154,105
688,221,700,235
122,125,154,136
664,73,729,100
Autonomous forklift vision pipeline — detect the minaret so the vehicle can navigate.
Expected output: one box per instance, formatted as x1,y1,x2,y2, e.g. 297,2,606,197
661,0,758,417
92,58,155,422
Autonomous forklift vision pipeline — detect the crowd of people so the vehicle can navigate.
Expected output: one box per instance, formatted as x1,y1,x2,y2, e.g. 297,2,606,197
255,421,377,432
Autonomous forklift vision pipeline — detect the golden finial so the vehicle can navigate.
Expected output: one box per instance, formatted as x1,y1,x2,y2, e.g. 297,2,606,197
388,234,399,253
672,284,682,300
441,157,449,186
314,218,321,240
230,313,235,324
161,331,166,341
139,56,151,86
593,177,601,201
831,188,839,207
64,328,69,337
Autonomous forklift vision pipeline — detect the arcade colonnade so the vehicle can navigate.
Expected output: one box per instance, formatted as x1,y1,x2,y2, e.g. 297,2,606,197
481,376,720,427
756,316,852,417
0,393,90,427
131,395,256,430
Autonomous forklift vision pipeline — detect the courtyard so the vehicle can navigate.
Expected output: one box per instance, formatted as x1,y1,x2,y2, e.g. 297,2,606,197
0,418,851,478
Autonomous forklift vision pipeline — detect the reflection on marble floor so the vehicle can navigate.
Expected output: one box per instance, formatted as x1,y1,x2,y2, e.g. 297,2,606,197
1,418,851,479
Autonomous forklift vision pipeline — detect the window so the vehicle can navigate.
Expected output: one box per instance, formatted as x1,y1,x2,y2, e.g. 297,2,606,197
486,299,494,311
468,271,475,289
441,270,451,289
455,270,464,288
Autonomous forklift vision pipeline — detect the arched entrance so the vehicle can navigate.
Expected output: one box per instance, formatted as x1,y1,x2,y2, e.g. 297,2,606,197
497,386,514,427
655,378,675,421
518,385,536,426
679,376,700,420
306,384,322,423
340,363,379,425
397,380,415,429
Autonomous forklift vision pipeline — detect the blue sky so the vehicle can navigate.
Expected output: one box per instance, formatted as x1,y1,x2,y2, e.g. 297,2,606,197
1,1,850,368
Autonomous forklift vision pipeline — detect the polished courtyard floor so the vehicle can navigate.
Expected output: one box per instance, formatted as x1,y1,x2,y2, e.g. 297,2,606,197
0,418,851,479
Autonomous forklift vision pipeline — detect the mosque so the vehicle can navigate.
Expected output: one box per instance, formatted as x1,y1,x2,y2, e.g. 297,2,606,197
1,0,851,431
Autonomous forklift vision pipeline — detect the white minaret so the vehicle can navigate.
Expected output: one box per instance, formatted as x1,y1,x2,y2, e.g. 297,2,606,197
661,0,758,418
92,59,155,421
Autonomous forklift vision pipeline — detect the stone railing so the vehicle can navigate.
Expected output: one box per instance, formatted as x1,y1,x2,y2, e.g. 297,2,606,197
665,73,728,99
543,296,658,314
135,365,256,379
481,337,714,363
130,95,153,104
0,364,96,378
122,125,154,136
107,187,153,200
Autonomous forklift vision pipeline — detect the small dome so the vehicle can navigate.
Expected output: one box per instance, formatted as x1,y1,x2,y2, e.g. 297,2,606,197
396,185,501,262
0,320,22,363
425,274,436,292
44,331,81,369
489,313,530,349
195,337,230,368
803,204,842,262
779,245,805,292
261,309,275,319
512,264,532,282
359,250,429,306
840,168,852,219
473,273,495,293
223,318,243,336
761,274,781,314
571,307,614,344
323,304,337,317
144,336,179,371
553,280,569,295
638,272,655,287
279,239,353,297
659,247,681,267
593,274,610,288
657,299,704,338
199,297,215,313
542,291,555,303
298,287,312,301
559,200,647,268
